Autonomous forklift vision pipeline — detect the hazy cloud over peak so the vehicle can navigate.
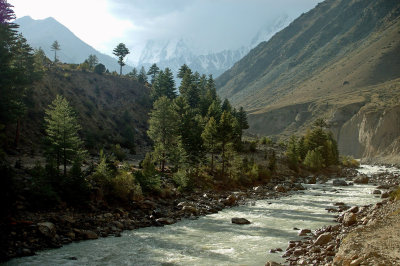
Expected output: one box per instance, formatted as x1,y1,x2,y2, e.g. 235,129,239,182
107,0,322,61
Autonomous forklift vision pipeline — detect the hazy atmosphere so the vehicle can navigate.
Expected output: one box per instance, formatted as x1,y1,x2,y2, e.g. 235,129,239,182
13,0,321,63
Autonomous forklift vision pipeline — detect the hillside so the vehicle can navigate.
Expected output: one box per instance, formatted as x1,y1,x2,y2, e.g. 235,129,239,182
15,16,132,74
7,70,151,155
216,0,400,162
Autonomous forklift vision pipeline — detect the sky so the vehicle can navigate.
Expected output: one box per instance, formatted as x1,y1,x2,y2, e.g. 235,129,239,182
12,0,322,63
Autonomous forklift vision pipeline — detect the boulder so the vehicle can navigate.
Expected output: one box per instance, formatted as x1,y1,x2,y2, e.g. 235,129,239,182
372,190,381,194
333,179,348,186
381,192,390,198
156,217,175,225
293,248,305,256
348,206,359,213
226,194,237,206
343,212,357,226
314,232,332,246
307,176,316,184
231,217,251,224
274,184,286,193
37,222,56,238
298,229,311,236
82,230,98,239
265,261,282,266
182,205,198,214
353,175,368,184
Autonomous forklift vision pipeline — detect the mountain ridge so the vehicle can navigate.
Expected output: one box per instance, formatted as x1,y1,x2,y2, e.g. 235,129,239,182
215,0,400,162
15,16,132,74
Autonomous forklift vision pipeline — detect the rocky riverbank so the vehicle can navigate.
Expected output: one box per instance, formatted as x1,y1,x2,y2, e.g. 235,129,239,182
0,170,313,263
274,166,400,265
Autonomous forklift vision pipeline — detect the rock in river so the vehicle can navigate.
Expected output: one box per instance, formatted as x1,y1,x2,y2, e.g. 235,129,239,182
37,222,56,238
333,179,348,186
231,217,251,225
314,232,332,246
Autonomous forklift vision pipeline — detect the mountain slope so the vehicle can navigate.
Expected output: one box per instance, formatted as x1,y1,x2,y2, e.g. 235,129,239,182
8,70,151,154
15,16,132,74
216,0,400,162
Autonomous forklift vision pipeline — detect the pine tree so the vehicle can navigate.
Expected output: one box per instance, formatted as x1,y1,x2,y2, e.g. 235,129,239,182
221,98,232,113
173,96,204,164
86,54,98,70
44,95,85,177
286,135,299,172
50,40,60,63
127,67,138,80
147,96,180,172
202,117,218,173
113,43,130,75
177,64,191,79
137,66,148,84
147,63,160,84
217,111,234,176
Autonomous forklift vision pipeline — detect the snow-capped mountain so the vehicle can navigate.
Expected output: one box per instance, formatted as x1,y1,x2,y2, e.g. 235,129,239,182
137,14,293,78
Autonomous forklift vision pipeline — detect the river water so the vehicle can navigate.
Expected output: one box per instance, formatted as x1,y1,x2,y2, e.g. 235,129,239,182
8,166,385,266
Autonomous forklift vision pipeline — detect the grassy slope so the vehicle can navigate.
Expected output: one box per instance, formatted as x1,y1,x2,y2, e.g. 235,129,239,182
216,0,400,127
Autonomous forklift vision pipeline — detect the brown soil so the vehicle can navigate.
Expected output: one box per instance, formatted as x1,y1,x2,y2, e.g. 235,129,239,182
333,199,400,265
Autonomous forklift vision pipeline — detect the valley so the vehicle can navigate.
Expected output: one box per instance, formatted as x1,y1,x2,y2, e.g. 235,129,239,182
1,0,400,265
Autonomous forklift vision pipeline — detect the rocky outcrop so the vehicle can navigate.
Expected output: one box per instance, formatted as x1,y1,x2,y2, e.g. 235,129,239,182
334,104,400,164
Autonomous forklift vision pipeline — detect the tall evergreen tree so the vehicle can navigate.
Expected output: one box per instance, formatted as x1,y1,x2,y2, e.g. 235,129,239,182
113,43,130,75
44,95,85,177
86,54,98,70
217,111,234,176
137,66,148,84
177,64,191,79
202,117,218,173
50,40,60,63
147,96,180,172
173,96,204,164
127,67,138,80
147,63,160,84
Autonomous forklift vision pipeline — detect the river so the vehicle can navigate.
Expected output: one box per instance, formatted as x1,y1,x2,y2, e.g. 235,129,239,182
7,165,386,266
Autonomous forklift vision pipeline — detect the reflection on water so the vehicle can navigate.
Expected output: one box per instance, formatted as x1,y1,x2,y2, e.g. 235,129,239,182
8,167,383,266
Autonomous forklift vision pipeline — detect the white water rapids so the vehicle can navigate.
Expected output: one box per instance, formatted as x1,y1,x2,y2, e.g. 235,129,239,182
8,165,390,266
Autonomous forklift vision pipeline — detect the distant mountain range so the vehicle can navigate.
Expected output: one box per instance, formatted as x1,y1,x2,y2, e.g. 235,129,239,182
15,16,131,74
15,14,292,79
216,0,400,163
137,14,293,78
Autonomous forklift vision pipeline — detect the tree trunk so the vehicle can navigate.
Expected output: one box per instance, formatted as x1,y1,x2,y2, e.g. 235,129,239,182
14,119,20,148
221,143,225,177
211,152,214,174
63,147,67,177
120,64,122,76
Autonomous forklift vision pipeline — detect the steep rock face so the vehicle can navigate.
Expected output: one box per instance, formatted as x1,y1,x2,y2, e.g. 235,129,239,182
336,105,400,163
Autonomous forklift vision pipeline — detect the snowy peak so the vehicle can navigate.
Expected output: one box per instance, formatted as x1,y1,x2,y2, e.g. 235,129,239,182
250,14,293,48
137,14,293,78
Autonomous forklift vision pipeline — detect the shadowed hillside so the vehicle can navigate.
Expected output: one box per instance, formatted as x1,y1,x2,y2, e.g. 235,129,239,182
6,70,151,155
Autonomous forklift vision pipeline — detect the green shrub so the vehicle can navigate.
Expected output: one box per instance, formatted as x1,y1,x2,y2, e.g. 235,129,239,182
390,187,400,201
135,153,161,193
112,144,126,161
304,149,324,172
111,170,142,202
249,141,257,152
25,162,60,209
340,155,360,168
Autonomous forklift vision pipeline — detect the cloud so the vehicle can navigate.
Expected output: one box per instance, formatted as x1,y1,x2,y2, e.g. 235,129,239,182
108,0,322,56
